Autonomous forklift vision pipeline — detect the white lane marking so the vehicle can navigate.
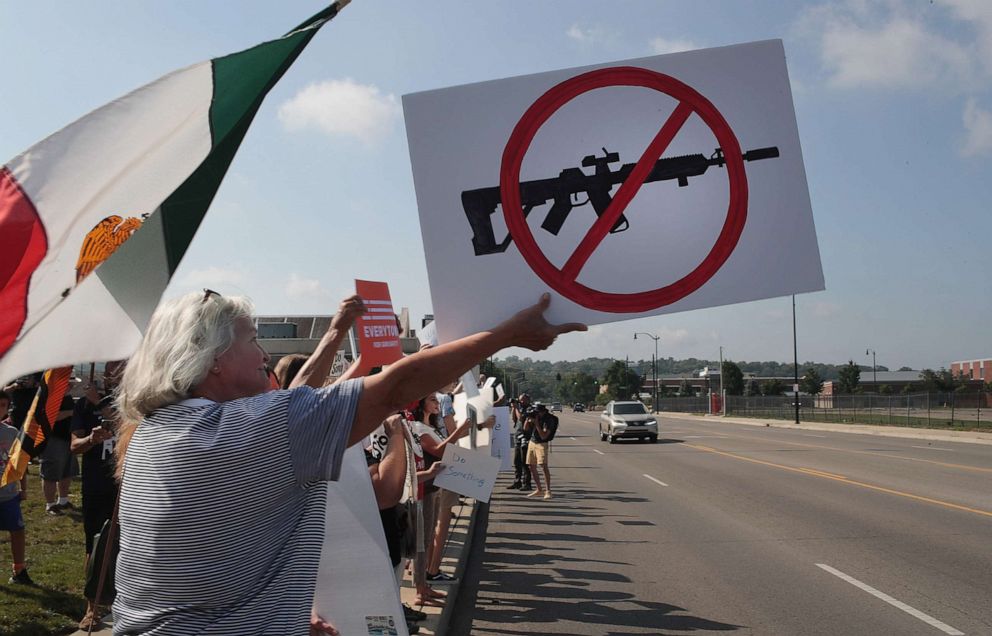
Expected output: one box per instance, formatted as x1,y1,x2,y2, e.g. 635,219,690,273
802,434,827,438
593,449,605,455
815,564,963,635
570,436,576,440
912,445,955,452
643,474,669,487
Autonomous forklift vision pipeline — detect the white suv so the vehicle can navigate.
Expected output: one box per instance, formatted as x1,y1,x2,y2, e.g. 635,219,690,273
599,401,658,443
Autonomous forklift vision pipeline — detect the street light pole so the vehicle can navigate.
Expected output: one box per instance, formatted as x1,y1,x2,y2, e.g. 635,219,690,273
634,332,660,413
792,295,799,425
866,348,877,392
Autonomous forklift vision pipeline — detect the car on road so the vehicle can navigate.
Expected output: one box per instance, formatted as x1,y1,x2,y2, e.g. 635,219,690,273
599,400,658,443
572,403,585,412
551,402,562,412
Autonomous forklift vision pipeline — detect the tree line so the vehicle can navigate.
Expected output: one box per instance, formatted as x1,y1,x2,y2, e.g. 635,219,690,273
480,355,989,402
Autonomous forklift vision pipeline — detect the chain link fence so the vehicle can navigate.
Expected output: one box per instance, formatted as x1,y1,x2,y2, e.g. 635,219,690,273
658,392,989,430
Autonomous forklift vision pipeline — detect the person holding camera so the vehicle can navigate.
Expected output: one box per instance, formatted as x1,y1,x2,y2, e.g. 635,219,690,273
508,394,533,491
524,404,558,499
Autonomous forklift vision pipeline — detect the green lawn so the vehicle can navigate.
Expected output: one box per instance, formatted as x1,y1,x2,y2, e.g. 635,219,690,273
1,464,88,636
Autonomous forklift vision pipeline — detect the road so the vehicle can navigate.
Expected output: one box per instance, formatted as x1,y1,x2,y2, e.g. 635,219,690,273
450,412,992,635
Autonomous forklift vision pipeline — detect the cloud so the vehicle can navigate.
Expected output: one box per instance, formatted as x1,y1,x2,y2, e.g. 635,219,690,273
648,36,698,55
277,78,400,145
179,266,246,289
962,98,992,156
797,1,979,90
285,273,332,300
566,23,618,46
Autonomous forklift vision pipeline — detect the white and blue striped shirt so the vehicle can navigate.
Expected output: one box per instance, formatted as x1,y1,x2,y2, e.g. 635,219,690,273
113,380,361,635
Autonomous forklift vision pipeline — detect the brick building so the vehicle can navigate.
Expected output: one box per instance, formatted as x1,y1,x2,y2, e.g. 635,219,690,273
951,358,991,382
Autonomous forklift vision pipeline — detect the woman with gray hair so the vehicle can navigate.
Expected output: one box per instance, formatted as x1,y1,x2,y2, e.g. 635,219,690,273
110,289,583,635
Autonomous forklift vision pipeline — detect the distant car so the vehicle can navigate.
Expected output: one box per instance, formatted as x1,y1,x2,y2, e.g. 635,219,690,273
551,402,562,412
573,403,585,412
599,400,658,443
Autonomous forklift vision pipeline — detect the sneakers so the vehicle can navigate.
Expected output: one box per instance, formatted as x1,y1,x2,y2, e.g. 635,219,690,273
8,568,35,585
403,604,427,622
525,489,544,498
45,504,62,516
427,570,457,582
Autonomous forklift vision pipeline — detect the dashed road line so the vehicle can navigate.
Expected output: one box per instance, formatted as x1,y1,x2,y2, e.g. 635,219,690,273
593,449,605,455
643,474,669,487
815,564,963,635
912,445,954,452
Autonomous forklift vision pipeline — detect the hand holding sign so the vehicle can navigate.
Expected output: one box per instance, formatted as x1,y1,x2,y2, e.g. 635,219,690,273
330,294,365,332
495,293,587,351
433,444,502,503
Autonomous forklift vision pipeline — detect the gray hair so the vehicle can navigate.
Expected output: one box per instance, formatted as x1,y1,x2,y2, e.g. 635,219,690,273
116,290,254,423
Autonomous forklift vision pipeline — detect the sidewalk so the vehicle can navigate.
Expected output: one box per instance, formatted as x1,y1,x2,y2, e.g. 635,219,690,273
70,498,479,636
700,413,992,445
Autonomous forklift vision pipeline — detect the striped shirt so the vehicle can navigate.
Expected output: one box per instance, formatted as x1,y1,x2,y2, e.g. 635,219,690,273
113,380,361,635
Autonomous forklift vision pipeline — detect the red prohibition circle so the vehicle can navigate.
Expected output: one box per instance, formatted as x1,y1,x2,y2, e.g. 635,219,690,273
500,66,747,313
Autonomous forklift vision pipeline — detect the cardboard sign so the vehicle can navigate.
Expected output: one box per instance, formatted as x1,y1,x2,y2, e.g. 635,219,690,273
490,406,513,472
403,40,823,344
355,280,402,369
419,319,438,347
314,445,408,636
433,444,502,503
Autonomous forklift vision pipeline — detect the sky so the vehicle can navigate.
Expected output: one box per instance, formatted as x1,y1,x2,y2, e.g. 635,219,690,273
2,1,990,371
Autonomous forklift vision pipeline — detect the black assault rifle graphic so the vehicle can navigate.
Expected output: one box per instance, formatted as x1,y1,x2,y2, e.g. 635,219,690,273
462,146,780,256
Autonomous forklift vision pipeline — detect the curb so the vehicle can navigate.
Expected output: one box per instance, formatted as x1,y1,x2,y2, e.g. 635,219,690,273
433,497,484,636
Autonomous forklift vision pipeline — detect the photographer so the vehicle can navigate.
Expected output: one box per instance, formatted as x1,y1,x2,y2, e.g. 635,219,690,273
507,394,533,491
524,404,558,499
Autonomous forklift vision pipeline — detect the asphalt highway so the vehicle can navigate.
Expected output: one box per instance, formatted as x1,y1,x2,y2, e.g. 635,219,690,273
451,412,992,635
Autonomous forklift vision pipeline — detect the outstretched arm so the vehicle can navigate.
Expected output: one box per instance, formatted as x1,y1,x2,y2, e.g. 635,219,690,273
291,295,364,390
349,294,585,445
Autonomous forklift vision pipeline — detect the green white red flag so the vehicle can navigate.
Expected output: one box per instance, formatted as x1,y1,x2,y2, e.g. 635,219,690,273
0,2,348,385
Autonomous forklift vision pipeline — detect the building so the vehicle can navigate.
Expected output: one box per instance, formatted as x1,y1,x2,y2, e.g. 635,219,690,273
255,312,420,369
821,370,922,396
951,358,991,382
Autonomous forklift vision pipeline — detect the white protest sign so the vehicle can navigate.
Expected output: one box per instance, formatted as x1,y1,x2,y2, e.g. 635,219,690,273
419,319,438,347
434,444,502,503
490,406,513,471
315,445,408,636
404,40,823,344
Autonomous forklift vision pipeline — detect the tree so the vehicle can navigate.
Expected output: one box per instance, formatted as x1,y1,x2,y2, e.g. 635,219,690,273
879,384,893,395
837,360,861,394
799,368,824,396
563,371,599,404
744,377,760,397
919,368,954,392
602,361,641,401
678,377,691,396
721,361,744,396
760,379,785,396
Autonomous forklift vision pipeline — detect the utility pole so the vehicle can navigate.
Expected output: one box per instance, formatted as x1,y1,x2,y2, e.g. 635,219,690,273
718,345,724,416
793,295,800,425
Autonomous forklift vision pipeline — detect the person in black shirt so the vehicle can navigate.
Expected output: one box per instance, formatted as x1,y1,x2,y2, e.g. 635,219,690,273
508,394,533,491
71,361,123,631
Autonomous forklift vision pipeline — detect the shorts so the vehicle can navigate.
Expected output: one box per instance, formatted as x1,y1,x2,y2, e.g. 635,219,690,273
0,497,25,531
39,436,78,481
437,488,459,510
526,441,549,465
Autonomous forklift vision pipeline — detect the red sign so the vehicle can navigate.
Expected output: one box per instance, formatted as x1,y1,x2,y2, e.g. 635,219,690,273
500,66,748,313
355,279,402,371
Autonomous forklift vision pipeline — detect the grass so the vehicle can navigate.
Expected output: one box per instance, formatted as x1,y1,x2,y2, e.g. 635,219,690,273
0,464,88,636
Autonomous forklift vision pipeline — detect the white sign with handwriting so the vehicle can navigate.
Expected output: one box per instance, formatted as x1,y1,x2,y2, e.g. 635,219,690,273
490,406,512,471
434,444,502,503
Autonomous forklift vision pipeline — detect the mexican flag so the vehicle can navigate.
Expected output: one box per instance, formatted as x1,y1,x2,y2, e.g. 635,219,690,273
0,2,348,385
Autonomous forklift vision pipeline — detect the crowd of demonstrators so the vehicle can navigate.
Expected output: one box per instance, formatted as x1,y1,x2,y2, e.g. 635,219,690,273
0,390,32,585
107,289,581,635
